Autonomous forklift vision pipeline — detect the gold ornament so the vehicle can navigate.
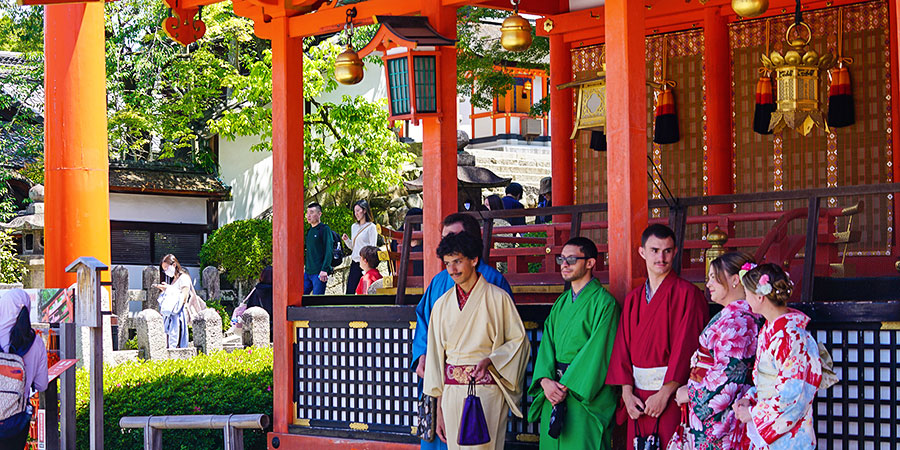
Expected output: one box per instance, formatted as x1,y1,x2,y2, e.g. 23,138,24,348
334,45,364,85
762,22,836,136
732,0,769,18
501,14,532,52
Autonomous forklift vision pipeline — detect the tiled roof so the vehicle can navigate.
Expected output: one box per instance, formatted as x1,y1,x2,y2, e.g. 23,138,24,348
109,166,231,198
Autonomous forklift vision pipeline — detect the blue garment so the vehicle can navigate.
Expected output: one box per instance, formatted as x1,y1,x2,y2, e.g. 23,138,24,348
303,272,326,295
411,261,512,450
501,196,526,226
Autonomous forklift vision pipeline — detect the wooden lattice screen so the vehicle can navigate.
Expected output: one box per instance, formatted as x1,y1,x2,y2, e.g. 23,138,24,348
730,0,893,255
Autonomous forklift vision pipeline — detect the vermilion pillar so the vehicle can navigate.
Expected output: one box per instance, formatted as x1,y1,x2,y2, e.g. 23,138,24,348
549,34,575,213
891,0,900,254
421,1,458,280
43,4,111,288
704,7,734,215
270,16,304,435
605,0,648,300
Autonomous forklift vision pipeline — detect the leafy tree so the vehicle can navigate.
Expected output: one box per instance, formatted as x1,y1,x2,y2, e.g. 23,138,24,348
0,230,26,284
456,7,550,117
198,218,272,290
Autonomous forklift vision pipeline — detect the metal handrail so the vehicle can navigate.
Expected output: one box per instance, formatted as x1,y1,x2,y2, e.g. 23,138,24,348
120,414,269,450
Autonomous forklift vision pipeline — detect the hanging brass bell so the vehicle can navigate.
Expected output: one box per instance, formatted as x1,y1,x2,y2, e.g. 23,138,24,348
732,0,769,18
334,45,364,85
500,14,532,52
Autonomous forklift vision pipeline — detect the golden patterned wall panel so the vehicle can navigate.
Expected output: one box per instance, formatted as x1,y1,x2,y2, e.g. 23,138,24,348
729,0,891,254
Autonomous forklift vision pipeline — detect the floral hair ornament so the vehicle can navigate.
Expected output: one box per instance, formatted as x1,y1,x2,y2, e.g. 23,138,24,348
756,274,773,296
738,262,758,280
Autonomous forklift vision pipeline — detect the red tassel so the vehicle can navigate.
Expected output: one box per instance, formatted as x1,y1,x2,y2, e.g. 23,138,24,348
653,89,679,144
753,76,776,135
828,66,854,128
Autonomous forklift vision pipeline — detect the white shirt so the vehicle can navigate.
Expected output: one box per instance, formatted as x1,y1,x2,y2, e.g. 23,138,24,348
345,222,378,262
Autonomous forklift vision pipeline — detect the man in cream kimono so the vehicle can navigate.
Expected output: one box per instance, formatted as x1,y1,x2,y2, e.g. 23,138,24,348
424,232,530,450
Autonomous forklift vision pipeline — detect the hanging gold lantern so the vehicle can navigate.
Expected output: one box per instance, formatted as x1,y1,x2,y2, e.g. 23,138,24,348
763,22,836,136
335,45,364,85
732,0,769,18
334,7,364,85
501,0,532,52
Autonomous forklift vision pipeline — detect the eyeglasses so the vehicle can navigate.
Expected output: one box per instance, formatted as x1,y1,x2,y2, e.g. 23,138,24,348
556,255,590,266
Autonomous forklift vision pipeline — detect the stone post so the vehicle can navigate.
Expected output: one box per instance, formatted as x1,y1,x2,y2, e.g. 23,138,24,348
202,266,220,302
111,265,129,317
242,307,270,347
142,265,160,311
192,309,223,354
135,309,166,360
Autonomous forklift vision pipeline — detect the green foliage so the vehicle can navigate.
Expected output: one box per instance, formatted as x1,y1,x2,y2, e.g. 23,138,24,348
199,219,272,286
456,7,550,116
0,230,26,284
0,2,42,53
205,297,232,333
76,347,273,450
124,336,138,351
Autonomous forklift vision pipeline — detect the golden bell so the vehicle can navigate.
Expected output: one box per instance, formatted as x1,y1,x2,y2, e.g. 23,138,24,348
732,0,769,18
500,14,532,52
334,45,364,85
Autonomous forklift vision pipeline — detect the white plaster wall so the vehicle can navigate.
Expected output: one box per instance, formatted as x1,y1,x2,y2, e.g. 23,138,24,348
109,193,208,224
218,133,273,226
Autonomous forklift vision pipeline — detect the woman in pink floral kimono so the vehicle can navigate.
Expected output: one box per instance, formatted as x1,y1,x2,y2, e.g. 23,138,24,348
733,263,822,450
675,253,763,450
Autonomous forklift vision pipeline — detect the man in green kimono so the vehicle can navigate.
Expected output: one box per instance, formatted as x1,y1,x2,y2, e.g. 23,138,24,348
528,237,621,450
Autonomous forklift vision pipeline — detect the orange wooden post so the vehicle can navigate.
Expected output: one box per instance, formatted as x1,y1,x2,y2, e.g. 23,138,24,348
270,16,304,437
549,34,574,214
605,0,648,300
43,3,111,289
421,1,458,280
704,7,734,215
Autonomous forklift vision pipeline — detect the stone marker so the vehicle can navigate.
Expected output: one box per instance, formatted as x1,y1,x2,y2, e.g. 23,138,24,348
135,309,166,360
202,266,220,303
142,266,161,311
192,309,223,354
242,307,270,347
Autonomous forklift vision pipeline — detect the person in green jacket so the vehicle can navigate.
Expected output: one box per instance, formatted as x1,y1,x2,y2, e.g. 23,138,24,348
528,236,621,450
304,202,334,295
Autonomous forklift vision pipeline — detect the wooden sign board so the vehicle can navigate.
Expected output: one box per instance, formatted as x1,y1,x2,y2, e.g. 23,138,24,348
64,257,107,328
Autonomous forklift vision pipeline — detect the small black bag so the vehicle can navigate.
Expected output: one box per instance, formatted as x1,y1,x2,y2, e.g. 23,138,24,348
634,418,661,450
416,394,437,442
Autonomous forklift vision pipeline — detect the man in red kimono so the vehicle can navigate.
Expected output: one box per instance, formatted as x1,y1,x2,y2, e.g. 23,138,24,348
608,224,708,448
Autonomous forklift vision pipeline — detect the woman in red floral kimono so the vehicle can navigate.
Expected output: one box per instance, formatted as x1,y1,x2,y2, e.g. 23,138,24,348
675,253,763,450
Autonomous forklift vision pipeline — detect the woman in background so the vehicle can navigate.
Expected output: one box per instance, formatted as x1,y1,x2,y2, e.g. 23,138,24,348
156,254,192,348
343,200,378,294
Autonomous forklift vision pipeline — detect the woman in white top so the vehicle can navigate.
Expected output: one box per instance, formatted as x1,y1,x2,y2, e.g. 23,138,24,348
155,254,192,348
342,199,378,294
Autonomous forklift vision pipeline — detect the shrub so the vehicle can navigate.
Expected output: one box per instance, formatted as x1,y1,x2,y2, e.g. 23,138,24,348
206,297,232,332
0,230,26,284
76,347,273,450
199,219,273,286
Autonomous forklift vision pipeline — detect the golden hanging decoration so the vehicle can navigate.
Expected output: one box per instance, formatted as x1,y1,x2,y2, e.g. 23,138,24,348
761,21,836,136
732,0,769,18
501,0,532,52
334,8,364,85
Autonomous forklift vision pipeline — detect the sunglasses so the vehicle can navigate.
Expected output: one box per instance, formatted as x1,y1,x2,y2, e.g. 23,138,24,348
556,255,590,265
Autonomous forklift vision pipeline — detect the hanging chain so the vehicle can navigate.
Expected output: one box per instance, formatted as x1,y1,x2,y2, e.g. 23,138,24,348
510,0,520,15
343,7,358,47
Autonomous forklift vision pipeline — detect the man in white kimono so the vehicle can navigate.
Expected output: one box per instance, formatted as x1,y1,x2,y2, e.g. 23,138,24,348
424,231,530,450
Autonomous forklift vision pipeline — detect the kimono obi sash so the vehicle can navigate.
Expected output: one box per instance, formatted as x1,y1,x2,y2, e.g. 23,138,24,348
689,346,714,382
755,356,779,400
445,364,496,385
633,366,667,391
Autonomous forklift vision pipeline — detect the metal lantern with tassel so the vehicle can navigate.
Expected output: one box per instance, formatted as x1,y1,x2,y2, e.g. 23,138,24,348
501,0,532,52
763,20,836,136
334,8,364,85
732,0,769,18
828,8,855,128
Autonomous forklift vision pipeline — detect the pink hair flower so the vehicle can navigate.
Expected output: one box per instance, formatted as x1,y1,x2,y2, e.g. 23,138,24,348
756,274,773,295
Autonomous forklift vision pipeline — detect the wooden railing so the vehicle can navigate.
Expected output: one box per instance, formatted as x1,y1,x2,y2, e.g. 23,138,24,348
384,183,900,304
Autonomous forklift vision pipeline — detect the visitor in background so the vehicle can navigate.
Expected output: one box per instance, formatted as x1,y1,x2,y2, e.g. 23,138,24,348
355,246,383,295
0,289,47,446
246,265,274,333
674,252,762,450
304,202,333,295
343,200,378,295
501,182,526,226
156,254,193,348
484,194,504,212
535,176,552,224
733,263,823,450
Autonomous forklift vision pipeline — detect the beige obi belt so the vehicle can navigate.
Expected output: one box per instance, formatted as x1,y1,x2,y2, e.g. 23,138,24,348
633,366,667,391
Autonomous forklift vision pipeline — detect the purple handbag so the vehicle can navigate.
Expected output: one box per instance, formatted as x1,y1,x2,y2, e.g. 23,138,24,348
458,377,491,446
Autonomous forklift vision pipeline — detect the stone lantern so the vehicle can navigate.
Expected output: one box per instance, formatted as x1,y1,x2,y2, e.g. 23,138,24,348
1,184,45,288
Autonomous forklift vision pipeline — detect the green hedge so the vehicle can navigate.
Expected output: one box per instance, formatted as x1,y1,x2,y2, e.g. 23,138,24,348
199,219,273,286
76,347,273,450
